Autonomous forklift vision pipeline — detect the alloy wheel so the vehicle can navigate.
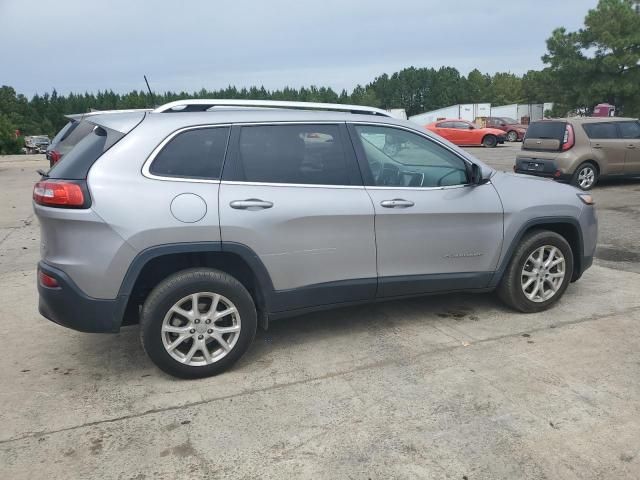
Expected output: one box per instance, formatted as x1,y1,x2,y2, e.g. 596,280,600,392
161,292,241,366
521,245,566,303
577,166,596,189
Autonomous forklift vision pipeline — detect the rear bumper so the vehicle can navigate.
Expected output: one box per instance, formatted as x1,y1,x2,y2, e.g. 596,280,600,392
38,262,126,333
514,157,572,182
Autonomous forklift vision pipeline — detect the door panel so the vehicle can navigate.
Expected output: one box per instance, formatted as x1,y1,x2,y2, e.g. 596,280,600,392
624,140,640,174
219,123,377,312
348,123,504,298
619,121,640,174
219,183,376,293
366,184,504,296
590,139,627,174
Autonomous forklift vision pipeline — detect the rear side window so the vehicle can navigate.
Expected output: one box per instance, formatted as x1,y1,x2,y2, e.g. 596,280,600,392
150,127,230,180
236,124,353,185
619,121,640,139
437,122,454,128
47,126,124,180
525,121,566,141
583,123,618,139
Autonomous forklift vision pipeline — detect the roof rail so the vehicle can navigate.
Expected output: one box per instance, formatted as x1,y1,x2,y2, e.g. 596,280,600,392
153,99,392,117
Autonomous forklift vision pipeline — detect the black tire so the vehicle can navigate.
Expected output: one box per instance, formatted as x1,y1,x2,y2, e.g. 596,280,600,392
497,230,574,313
571,161,598,191
506,130,518,142
482,135,498,148
140,268,257,379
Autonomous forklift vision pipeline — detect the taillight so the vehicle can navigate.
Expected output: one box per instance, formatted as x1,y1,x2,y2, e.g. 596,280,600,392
49,150,61,164
562,124,575,151
38,270,60,288
33,180,89,208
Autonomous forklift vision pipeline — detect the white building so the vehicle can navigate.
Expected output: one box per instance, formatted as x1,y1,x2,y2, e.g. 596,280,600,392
409,103,491,125
409,102,553,126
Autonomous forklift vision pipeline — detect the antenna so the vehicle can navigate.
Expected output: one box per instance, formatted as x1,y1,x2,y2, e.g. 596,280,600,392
143,75,155,108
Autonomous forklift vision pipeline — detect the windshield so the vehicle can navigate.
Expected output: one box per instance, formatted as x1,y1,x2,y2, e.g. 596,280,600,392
501,118,518,125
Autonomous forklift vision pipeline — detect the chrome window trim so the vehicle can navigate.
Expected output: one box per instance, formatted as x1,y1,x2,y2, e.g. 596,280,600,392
220,180,365,190
142,124,231,184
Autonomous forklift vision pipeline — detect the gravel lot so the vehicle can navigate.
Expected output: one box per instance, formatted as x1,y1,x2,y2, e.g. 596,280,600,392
1,150,639,479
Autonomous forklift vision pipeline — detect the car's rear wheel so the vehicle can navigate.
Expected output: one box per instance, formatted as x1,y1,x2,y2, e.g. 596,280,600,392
506,130,518,142
482,135,498,148
140,268,257,379
571,162,598,190
497,230,573,313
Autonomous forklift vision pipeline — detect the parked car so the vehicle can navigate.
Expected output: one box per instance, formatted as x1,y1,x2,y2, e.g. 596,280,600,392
23,135,50,154
485,117,528,142
47,109,151,167
426,119,506,148
515,117,640,190
34,99,597,378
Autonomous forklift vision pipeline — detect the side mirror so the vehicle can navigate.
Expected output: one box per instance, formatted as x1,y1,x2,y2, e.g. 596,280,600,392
471,163,483,185
500,122,507,127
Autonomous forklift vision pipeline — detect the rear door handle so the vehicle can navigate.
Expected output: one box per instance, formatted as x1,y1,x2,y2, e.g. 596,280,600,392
380,199,414,208
592,144,602,149
230,199,274,210
627,144,636,149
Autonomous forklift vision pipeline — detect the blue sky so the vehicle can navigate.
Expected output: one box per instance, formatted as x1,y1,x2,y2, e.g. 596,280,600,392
0,0,599,96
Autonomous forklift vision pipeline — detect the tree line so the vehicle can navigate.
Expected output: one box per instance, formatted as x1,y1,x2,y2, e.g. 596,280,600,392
1,0,638,154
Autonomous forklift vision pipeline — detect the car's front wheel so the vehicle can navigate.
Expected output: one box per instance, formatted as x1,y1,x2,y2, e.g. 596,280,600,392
497,230,574,313
140,268,257,378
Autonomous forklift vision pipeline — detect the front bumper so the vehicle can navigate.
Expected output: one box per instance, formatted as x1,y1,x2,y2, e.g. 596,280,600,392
514,157,572,182
38,262,126,333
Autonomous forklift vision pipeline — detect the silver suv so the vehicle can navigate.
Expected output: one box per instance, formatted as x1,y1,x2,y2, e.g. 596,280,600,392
33,100,598,378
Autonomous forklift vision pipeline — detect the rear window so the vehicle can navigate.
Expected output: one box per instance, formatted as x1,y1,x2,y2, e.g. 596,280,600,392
50,121,76,145
47,126,124,180
583,122,618,139
525,121,566,141
149,127,230,180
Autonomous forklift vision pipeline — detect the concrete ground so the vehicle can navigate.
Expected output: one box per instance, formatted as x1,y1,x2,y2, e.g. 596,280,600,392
1,150,639,479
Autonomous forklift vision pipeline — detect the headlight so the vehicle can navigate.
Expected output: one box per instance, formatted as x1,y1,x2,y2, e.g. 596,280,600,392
577,193,595,205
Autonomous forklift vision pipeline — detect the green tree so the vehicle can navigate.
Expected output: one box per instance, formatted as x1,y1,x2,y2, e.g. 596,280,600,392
541,0,640,115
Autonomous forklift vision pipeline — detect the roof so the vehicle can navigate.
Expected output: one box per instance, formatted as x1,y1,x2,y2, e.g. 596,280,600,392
546,117,638,124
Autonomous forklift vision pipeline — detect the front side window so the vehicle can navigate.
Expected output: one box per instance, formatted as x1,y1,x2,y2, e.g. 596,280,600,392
237,124,352,185
150,127,230,179
453,121,472,130
619,121,640,139
354,125,469,188
583,122,618,140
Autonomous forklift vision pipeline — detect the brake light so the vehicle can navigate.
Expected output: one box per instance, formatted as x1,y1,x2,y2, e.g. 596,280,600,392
49,150,61,164
38,270,60,288
561,124,575,151
33,180,87,208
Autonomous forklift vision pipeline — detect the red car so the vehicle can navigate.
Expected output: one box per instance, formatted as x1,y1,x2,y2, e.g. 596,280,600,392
485,117,528,142
426,119,505,148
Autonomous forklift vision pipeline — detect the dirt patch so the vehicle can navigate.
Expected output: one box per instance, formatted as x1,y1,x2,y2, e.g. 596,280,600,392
596,246,640,263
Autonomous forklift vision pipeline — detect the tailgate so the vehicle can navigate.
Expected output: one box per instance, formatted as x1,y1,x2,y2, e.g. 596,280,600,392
522,121,566,151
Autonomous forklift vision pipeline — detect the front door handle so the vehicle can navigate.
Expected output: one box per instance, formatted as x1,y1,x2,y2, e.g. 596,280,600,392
230,199,274,210
380,199,414,208
627,144,636,149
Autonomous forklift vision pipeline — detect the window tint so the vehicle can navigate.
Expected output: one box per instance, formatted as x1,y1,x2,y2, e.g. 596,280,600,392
453,122,471,130
437,122,454,128
48,126,124,180
354,125,469,187
237,124,352,185
619,121,640,139
525,121,566,141
150,127,229,179
583,122,618,139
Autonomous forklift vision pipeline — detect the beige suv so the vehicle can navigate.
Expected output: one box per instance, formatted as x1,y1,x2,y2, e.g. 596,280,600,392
515,117,640,190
